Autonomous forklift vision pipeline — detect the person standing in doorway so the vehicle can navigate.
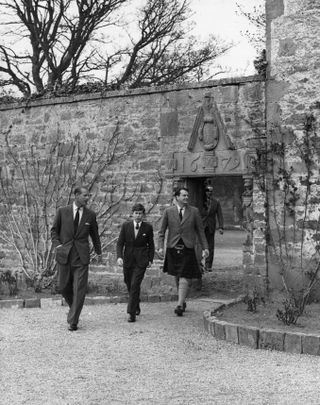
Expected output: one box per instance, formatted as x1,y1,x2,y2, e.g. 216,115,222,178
117,203,155,323
158,187,209,316
51,186,102,331
201,185,224,271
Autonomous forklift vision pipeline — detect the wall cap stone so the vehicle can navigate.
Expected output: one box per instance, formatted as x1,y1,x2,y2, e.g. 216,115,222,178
0,75,263,111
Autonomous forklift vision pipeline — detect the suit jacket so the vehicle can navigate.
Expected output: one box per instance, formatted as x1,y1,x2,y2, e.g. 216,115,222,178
51,205,101,265
201,197,224,234
116,221,155,269
158,205,208,250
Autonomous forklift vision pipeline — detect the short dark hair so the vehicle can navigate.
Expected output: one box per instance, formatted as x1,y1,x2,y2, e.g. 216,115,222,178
74,186,88,196
174,187,189,197
132,203,145,213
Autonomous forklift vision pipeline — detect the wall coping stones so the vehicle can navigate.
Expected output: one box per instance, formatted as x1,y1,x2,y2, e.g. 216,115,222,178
0,75,263,111
203,297,320,356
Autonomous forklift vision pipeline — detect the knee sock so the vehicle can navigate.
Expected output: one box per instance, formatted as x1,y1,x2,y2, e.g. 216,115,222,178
178,277,189,307
175,276,179,291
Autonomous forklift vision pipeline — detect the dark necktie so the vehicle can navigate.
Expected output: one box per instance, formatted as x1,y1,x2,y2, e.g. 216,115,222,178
135,223,140,238
74,208,80,235
179,208,183,221
206,198,211,211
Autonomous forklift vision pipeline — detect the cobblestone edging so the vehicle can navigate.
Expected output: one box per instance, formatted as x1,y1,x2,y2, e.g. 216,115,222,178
0,293,179,310
203,298,320,356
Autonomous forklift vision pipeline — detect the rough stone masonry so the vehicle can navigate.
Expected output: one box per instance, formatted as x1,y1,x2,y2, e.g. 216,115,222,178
1,0,320,297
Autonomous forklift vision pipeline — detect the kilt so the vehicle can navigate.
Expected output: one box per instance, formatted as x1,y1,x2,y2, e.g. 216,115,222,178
163,245,201,279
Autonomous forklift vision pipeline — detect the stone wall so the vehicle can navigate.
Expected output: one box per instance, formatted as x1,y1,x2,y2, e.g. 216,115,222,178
266,0,320,126
0,76,265,295
266,0,320,291
2,0,319,297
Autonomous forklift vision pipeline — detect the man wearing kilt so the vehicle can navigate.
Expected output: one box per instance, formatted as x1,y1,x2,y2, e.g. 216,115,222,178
158,187,209,316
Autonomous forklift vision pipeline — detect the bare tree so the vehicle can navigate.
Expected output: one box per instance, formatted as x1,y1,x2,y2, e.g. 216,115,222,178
235,2,266,76
0,0,231,98
0,119,165,291
236,2,265,53
0,0,127,96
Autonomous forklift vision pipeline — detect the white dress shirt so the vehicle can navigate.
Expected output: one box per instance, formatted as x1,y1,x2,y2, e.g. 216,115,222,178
176,205,184,218
73,202,83,222
134,221,141,237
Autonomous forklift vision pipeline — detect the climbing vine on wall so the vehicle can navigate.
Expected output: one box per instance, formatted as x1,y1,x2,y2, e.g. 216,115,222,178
265,113,320,324
0,122,163,292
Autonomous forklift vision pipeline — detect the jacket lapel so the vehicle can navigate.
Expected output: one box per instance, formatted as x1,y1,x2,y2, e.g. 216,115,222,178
66,205,75,233
181,206,191,224
134,221,144,239
172,206,180,223
76,207,87,235
136,221,144,239
130,221,135,240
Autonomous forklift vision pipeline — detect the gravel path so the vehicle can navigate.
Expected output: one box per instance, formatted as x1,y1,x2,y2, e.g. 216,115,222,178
1,298,320,405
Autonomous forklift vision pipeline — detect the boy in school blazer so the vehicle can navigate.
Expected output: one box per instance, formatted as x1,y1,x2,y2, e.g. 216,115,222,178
117,203,155,322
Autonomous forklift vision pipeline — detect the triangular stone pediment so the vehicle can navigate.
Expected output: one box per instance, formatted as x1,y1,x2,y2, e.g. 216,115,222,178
188,92,234,152
165,92,257,177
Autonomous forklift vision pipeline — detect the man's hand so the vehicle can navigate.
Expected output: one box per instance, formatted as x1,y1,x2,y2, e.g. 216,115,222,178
147,261,152,268
117,257,123,266
157,248,164,259
202,249,209,259
219,228,224,235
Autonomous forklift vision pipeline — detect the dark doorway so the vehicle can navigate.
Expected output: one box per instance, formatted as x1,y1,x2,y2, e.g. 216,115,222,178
186,176,246,292
186,176,244,230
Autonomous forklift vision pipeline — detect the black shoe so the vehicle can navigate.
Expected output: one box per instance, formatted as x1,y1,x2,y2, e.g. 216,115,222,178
68,324,78,331
136,305,141,316
128,314,136,323
174,306,183,316
182,302,187,312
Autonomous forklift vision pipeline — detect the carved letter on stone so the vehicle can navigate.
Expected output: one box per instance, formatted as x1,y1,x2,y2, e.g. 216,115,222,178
246,153,257,173
167,153,177,171
190,153,201,172
203,152,218,171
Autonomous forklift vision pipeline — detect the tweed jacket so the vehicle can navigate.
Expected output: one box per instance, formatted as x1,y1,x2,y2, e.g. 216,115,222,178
158,205,208,250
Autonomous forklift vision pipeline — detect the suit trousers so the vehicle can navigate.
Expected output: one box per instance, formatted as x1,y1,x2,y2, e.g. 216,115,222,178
60,246,89,325
205,228,215,269
124,265,146,315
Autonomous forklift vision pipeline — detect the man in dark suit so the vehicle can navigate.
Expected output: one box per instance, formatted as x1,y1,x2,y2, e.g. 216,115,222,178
116,203,155,323
51,186,102,331
201,185,224,271
158,187,209,316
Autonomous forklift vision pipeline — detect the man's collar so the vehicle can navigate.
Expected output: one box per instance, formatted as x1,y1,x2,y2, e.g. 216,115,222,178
73,202,83,210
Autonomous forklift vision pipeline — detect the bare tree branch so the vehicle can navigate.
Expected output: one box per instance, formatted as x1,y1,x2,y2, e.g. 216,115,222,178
0,0,231,97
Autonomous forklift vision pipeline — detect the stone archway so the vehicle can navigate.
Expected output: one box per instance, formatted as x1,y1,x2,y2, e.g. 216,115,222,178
164,92,261,292
168,173,253,292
